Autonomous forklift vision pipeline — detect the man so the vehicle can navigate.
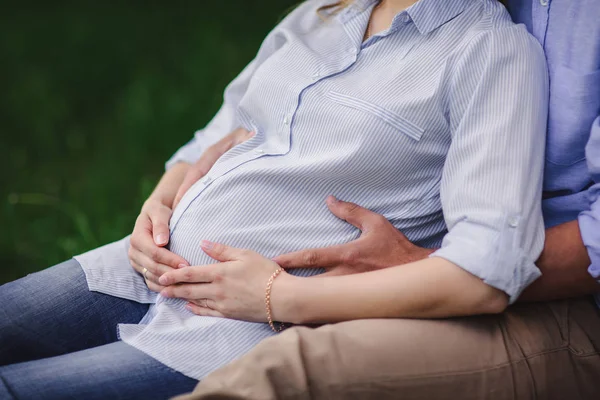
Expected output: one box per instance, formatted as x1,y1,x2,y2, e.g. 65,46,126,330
174,0,600,398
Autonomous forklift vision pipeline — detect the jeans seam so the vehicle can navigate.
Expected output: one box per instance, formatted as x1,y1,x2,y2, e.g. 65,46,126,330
0,374,17,399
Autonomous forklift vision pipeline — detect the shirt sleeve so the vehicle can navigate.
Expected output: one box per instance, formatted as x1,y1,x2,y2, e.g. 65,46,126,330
430,26,549,303
165,1,320,170
579,115,600,281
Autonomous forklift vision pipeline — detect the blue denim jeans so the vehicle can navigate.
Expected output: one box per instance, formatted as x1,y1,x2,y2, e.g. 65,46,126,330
0,259,198,399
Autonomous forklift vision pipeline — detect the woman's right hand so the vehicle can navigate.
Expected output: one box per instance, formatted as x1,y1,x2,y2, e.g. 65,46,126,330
129,127,254,292
128,198,190,293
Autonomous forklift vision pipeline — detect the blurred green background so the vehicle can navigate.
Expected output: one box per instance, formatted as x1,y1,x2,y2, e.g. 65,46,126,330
1,0,297,284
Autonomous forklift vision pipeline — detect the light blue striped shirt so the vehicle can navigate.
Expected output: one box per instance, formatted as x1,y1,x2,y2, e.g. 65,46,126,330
76,0,548,380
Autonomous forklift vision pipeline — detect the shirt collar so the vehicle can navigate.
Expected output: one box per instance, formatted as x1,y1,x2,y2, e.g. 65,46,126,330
407,0,473,35
343,0,474,35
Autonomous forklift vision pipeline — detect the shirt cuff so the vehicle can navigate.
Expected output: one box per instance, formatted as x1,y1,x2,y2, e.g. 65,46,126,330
165,138,201,171
578,194,600,283
430,219,541,304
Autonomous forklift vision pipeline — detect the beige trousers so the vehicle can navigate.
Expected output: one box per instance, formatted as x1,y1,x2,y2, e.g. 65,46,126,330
176,298,600,400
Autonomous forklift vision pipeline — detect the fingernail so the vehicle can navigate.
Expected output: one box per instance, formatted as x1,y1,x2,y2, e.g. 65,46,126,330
201,240,214,250
248,131,256,137
177,263,188,269
185,303,193,311
159,275,169,285
160,289,170,298
155,234,168,245
326,195,338,205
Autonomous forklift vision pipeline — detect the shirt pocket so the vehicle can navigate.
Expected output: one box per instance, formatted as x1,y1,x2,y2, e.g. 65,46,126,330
325,91,425,142
547,66,600,166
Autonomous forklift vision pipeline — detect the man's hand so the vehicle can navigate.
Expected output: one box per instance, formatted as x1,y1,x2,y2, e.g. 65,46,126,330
173,127,255,210
274,196,435,277
128,198,190,293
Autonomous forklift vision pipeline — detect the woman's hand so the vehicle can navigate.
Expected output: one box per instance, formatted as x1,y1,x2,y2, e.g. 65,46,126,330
158,241,284,322
128,128,253,293
128,198,190,293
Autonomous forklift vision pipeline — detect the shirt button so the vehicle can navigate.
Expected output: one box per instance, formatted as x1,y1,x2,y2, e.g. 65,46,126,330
508,217,519,228
254,149,265,155
539,0,549,6
312,72,320,80
403,14,410,23
201,176,212,185
283,115,290,125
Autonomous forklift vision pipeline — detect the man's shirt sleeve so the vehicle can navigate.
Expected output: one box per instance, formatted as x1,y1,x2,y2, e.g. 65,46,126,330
579,115,600,281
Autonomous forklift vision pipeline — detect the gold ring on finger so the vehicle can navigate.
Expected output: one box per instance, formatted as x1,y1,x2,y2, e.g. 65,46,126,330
142,267,150,281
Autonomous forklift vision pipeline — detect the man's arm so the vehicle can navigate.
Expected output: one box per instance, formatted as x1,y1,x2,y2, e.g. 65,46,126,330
519,220,599,301
524,115,600,301
277,200,600,303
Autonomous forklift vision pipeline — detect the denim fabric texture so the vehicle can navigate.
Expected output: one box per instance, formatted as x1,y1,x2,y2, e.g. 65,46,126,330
0,260,198,399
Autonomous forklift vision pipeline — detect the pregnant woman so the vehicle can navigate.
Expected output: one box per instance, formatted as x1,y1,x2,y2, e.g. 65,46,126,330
0,0,548,398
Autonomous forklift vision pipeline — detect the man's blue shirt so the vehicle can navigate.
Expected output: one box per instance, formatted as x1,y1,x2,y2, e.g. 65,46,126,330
507,0,600,280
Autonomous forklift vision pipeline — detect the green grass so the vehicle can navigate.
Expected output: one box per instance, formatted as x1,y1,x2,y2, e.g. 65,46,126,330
1,1,297,284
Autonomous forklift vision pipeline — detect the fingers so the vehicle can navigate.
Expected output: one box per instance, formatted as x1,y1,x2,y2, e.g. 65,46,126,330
158,265,218,286
326,196,383,232
189,298,218,310
128,248,174,278
130,224,189,269
129,259,148,278
130,260,166,293
160,283,216,300
229,127,256,146
173,128,254,209
275,196,388,270
274,197,387,270
201,240,247,262
146,280,165,293
150,205,172,247
273,245,347,269
186,302,224,318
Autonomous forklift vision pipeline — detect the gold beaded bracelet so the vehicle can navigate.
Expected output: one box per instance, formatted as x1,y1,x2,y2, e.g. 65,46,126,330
265,267,287,333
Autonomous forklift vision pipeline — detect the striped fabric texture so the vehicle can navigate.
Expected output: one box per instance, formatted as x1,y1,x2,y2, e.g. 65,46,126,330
76,0,549,380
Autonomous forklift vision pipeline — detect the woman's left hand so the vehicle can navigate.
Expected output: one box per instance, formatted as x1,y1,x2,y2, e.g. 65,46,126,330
158,241,285,322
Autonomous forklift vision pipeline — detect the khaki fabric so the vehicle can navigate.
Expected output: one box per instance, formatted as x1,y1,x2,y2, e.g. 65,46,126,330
175,297,600,400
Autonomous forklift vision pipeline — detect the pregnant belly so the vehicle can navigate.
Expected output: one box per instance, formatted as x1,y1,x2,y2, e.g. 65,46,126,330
167,168,360,269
